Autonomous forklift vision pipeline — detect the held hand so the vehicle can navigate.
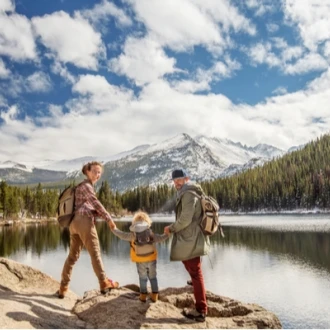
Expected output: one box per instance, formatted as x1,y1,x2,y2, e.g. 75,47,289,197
108,220,116,230
164,226,170,235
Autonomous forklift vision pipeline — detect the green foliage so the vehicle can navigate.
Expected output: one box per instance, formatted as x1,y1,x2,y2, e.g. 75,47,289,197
2,134,330,217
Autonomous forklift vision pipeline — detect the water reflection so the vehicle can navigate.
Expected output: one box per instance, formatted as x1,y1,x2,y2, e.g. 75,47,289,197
213,227,330,273
1,220,330,275
2,217,330,328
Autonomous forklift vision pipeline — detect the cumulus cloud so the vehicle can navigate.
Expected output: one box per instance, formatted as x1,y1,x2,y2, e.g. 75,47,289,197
172,56,241,93
32,11,105,70
109,36,178,86
248,40,328,75
1,0,330,164
0,59,10,78
51,61,76,84
248,42,281,67
0,0,14,12
26,72,52,93
272,86,288,95
283,0,330,51
2,66,330,163
129,0,254,54
266,23,279,33
0,12,37,61
245,0,276,16
284,52,328,75
81,0,132,28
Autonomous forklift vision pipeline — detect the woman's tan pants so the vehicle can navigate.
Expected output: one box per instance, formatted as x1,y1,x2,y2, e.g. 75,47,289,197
60,215,107,287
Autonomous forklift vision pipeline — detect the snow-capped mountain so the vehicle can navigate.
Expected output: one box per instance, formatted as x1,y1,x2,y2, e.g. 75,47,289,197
0,133,288,190
195,136,284,166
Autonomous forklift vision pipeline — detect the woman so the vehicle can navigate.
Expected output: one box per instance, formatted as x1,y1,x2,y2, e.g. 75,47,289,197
57,161,118,298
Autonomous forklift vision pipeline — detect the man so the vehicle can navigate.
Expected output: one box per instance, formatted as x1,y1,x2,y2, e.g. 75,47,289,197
164,169,210,322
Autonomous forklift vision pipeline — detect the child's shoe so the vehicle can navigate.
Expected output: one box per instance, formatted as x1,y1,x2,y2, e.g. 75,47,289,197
139,293,148,302
100,278,119,294
150,292,158,302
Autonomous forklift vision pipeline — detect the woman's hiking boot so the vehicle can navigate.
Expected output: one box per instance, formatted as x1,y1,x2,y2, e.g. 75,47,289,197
182,307,206,322
100,278,119,294
139,293,148,302
149,292,158,302
57,285,68,299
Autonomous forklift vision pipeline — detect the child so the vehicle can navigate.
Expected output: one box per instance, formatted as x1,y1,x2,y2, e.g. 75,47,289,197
111,211,169,302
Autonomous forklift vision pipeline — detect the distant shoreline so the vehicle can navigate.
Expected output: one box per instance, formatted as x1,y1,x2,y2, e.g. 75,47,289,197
1,209,329,226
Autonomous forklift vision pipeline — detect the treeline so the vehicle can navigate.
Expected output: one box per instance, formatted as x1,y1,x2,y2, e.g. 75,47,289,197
202,134,330,212
0,180,176,219
1,134,330,219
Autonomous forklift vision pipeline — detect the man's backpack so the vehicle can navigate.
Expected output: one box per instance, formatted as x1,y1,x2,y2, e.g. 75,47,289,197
186,191,224,237
57,184,79,228
133,229,155,256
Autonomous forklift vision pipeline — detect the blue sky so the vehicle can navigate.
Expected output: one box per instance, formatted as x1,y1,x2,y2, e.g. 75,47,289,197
0,0,330,162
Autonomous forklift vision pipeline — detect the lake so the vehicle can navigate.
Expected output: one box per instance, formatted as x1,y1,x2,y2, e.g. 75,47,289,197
1,214,330,329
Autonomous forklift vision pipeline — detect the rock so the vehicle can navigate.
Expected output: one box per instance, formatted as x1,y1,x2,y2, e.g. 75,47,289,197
0,258,282,329
0,257,90,329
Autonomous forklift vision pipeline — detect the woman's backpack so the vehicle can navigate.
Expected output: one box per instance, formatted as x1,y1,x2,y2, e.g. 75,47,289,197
57,186,76,228
57,182,84,228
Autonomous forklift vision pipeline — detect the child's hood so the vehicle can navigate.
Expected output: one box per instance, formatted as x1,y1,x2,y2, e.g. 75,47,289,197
129,221,150,233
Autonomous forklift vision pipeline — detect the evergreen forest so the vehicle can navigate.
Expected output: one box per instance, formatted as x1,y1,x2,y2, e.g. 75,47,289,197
1,134,329,219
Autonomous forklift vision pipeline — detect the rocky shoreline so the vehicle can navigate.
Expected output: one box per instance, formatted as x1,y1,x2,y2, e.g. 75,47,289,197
0,258,282,329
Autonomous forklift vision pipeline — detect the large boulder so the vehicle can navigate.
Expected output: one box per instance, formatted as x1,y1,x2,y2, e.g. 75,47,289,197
0,258,88,329
0,258,282,329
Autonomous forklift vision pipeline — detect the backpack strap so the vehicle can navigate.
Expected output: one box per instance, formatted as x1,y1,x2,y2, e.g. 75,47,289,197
178,190,224,237
176,189,203,205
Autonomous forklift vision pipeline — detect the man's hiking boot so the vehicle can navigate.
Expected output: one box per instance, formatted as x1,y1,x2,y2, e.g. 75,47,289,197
57,285,68,299
182,308,206,323
187,280,193,286
100,278,119,294
139,293,147,302
149,292,158,302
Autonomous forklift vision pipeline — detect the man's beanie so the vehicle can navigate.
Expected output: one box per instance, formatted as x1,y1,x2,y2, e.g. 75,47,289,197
171,169,188,180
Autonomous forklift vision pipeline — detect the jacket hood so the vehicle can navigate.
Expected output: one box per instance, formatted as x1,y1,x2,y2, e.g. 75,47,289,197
178,182,204,196
129,221,150,233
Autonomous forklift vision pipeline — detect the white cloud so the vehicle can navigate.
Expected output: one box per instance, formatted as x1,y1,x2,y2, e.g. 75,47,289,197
266,23,279,33
281,45,303,61
272,86,288,95
51,61,76,84
248,42,281,67
172,56,241,93
26,72,52,93
81,0,132,28
283,0,330,51
131,0,223,52
245,0,276,16
323,41,330,59
0,0,14,12
70,74,134,113
0,12,37,61
248,41,328,75
192,0,256,35
1,69,330,162
0,58,10,78
32,11,105,70
284,53,328,75
109,36,178,86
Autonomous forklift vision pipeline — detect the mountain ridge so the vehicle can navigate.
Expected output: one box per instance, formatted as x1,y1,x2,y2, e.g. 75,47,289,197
0,133,291,191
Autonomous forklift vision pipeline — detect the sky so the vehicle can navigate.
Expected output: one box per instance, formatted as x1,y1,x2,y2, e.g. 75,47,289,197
0,0,330,163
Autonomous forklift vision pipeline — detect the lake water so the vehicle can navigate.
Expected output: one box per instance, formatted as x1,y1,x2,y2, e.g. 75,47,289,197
1,214,330,329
